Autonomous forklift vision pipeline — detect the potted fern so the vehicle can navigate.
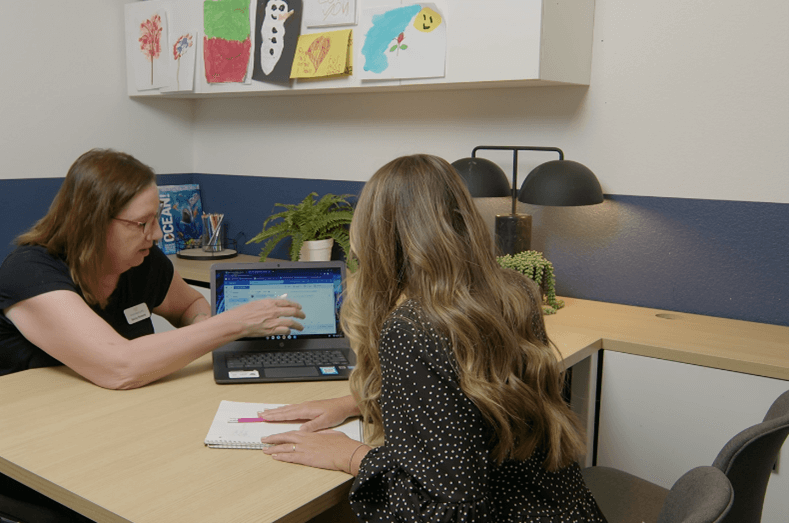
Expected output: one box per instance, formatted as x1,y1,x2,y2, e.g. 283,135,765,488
247,192,355,266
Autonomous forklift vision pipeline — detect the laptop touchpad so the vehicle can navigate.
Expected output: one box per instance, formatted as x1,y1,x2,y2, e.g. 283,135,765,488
265,367,320,378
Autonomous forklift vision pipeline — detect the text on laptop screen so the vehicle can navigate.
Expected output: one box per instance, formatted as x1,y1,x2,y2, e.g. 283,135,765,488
214,266,344,339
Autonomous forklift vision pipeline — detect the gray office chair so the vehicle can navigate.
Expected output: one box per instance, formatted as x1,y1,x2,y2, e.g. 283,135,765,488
582,389,789,523
712,389,789,523
582,466,733,523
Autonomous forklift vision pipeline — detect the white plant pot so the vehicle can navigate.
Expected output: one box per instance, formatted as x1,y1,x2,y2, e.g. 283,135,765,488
299,238,334,261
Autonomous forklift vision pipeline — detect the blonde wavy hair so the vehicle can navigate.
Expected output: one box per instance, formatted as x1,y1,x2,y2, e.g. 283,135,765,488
342,154,585,471
17,149,156,307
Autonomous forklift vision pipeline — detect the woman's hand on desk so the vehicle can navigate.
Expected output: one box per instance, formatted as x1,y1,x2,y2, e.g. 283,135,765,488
259,395,360,432
261,430,370,476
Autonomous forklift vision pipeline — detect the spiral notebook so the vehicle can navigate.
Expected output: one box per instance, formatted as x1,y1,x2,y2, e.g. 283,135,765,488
204,400,363,449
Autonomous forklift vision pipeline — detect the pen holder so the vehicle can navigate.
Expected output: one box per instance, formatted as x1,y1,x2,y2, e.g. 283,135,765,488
202,214,225,252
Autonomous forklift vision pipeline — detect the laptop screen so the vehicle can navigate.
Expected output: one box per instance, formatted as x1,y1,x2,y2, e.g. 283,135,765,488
212,263,345,340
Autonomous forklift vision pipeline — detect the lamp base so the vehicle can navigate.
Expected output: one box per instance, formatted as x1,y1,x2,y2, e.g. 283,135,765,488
495,214,531,256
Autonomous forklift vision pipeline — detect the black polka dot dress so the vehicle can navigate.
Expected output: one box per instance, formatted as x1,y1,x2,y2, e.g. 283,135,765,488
349,300,607,522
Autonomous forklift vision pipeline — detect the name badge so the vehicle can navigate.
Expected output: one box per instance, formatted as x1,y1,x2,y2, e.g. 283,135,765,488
124,303,151,325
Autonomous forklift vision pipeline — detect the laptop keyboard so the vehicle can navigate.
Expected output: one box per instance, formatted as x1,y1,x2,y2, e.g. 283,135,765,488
226,350,349,369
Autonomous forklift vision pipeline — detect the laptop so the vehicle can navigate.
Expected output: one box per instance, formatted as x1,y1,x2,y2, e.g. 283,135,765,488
210,260,356,383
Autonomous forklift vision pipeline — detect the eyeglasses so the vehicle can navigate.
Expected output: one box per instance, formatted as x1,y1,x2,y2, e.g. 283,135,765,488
113,200,165,235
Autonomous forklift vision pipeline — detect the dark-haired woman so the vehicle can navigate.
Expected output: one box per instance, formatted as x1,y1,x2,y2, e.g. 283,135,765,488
0,149,305,389
258,154,606,521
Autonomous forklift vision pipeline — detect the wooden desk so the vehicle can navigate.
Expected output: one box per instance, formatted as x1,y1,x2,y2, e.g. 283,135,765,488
2,256,787,522
168,253,260,284
0,358,353,523
546,298,789,381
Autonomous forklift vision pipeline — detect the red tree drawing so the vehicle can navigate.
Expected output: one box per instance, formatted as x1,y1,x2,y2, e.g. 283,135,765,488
139,14,163,85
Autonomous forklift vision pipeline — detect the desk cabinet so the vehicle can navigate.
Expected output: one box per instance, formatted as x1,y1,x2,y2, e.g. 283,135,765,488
597,351,789,523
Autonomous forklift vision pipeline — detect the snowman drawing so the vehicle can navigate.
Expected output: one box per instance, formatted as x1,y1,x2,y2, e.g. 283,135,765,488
260,0,294,75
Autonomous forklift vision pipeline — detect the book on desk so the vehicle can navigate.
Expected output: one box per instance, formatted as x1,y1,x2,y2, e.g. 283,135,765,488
205,400,363,449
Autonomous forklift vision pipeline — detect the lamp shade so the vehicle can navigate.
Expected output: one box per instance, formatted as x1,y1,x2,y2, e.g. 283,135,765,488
518,160,604,206
451,157,510,198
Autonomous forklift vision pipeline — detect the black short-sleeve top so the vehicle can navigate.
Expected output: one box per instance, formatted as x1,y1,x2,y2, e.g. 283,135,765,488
0,244,174,376
349,300,607,522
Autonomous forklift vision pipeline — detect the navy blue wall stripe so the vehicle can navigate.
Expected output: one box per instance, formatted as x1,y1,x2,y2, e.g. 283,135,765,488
524,195,788,327
2,176,786,327
0,178,64,256
157,173,366,261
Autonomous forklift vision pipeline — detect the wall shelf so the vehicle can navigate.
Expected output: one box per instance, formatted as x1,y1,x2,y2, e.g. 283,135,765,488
127,0,595,99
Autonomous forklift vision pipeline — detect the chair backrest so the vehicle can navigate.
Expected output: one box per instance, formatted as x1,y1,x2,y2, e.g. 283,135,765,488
656,466,733,523
712,389,789,523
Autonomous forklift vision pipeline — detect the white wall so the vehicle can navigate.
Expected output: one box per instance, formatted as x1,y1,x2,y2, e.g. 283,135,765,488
0,0,194,180
192,0,789,204
1,0,786,204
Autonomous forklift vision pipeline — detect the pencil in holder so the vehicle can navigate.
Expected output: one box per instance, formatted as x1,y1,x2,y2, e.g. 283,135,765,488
202,213,225,252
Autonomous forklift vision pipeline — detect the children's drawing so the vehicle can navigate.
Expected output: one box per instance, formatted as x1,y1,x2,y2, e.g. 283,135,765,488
308,37,330,70
126,2,170,91
253,0,303,84
260,0,294,74
139,14,163,85
359,4,445,81
413,5,442,32
172,34,194,91
204,0,252,83
304,0,356,28
290,29,352,79
159,1,200,94
390,32,407,54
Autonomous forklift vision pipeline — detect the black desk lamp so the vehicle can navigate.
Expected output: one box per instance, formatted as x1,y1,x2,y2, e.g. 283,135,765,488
452,146,604,255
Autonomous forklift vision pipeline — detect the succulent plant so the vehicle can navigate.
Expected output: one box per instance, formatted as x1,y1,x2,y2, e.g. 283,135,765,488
496,250,564,314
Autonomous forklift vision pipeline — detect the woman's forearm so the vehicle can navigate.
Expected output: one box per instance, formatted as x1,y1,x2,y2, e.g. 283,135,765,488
101,313,245,389
349,444,371,476
339,394,362,419
6,290,304,390
178,296,211,327
103,297,304,389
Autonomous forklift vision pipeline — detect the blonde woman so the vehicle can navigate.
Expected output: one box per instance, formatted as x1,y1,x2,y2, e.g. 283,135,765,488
261,154,606,521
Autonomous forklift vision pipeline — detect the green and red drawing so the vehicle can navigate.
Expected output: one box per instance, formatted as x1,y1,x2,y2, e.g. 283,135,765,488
204,0,252,83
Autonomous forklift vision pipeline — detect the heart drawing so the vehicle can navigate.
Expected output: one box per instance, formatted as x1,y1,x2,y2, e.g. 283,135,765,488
306,36,331,72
